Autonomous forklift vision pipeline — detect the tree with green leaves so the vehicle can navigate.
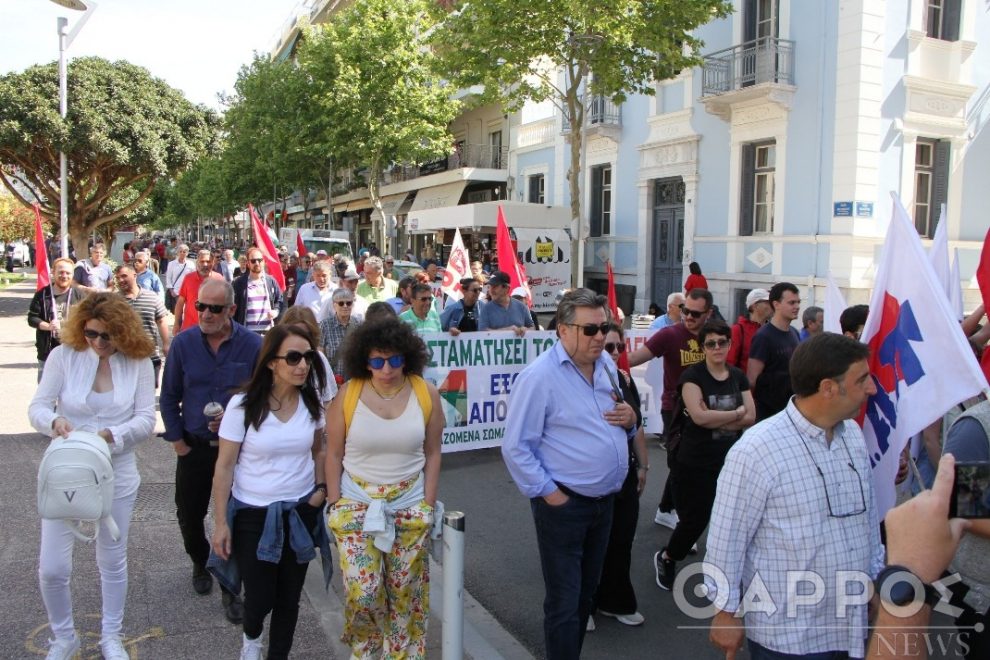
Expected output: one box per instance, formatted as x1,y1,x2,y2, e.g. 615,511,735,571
0,190,44,244
0,57,220,258
299,0,460,254
432,0,731,282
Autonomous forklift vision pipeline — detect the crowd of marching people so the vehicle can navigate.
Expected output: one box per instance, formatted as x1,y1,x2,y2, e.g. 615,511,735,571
24,236,990,660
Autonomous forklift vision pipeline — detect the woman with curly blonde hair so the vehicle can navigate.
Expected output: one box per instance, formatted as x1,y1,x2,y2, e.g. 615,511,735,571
28,292,156,660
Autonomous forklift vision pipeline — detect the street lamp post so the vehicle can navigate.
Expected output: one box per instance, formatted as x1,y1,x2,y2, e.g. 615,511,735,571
50,0,97,258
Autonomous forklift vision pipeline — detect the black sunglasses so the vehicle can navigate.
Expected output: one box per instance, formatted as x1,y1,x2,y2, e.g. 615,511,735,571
565,322,610,337
335,300,354,307
195,302,227,314
703,338,730,349
604,342,626,353
275,350,317,367
368,355,405,370
249,258,265,264
83,328,112,342
680,306,707,319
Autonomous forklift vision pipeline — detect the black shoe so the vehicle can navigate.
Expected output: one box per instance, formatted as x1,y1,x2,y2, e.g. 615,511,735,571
192,563,213,595
654,549,676,591
222,590,244,624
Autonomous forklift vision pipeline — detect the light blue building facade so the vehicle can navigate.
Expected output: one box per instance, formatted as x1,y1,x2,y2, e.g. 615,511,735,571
508,0,988,318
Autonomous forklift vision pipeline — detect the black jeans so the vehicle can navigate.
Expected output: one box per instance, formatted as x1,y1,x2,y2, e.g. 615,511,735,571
531,492,614,660
595,468,640,615
234,504,318,660
667,462,720,561
658,408,675,513
174,442,220,569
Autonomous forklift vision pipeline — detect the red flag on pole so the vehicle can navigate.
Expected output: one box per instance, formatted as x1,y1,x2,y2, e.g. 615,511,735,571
605,260,630,371
975,227,990,383
296,231,307,259
495,205,532,305
33,203,50,291
248,204,286,292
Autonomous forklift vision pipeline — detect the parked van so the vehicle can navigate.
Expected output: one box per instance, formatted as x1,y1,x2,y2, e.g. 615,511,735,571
279,228,354,265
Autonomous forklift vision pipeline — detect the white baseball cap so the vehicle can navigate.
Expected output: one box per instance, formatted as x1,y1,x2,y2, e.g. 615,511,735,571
746,288,770,309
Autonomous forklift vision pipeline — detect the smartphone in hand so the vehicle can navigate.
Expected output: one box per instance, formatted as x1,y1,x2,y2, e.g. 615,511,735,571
949,461,990,518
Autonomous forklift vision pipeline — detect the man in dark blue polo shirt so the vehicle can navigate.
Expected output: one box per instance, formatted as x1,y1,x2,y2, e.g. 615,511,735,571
160,278,262,624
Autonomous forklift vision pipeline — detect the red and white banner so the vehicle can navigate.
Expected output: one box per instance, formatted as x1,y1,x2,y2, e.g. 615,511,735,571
861,194,987,518
248,204,286,292
441,227,470,301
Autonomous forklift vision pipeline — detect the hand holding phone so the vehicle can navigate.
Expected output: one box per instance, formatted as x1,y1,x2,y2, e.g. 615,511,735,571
949,460,990,519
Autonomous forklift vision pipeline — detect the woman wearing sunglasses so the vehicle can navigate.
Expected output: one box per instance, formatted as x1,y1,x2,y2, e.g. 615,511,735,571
210,324,330,660
654,319,755,591
28,293,156,660
325,319,443,659
591,324,650,629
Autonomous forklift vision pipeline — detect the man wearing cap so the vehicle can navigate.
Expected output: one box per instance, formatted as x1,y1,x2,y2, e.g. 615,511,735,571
648,292,685,331
294,260,337,321
356,256,398,303
315,249,330,262
479,271,534,336
441,277,485,335
727,288,771,374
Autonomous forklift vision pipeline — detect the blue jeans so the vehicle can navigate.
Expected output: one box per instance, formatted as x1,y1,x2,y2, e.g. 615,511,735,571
748,640,850,659
531,493,614,660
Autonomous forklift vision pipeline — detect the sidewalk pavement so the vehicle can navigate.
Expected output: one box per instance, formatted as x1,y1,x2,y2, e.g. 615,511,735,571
0,272,530,659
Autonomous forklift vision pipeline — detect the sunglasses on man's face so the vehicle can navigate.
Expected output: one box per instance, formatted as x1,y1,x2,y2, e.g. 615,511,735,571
275,350,317,367
335,300,353,307
368,355,405,370
249,258,264,264
604,342,626,353
680,306,707,319
195,302,227,314
83,328,112,342
564,322,611,337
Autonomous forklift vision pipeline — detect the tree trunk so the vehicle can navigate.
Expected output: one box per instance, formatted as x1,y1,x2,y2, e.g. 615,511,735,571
69,223,91,261
565,75,585,289
367,161,385,256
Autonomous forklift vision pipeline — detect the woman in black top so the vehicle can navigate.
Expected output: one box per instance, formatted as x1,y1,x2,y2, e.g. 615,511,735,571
592,324,649,627
654,320,755,590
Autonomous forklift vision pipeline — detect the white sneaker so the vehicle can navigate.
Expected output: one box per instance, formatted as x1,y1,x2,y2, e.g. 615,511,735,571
585,615,596,632
598,609,645,626
240,633,263,660
689,542,699,554
653,509,679,529
100,635,129,660
45,635,80,660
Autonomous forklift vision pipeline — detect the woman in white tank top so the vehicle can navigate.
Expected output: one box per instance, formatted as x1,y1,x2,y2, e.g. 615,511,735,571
325,319,443,660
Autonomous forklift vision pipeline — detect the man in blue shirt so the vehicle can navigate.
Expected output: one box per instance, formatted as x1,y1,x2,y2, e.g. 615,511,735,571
479,270,534,335
160,278,262,624
648,291,684,331
502,289,638,659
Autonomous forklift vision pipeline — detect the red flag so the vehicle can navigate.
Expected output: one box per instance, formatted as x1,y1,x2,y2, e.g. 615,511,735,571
495,205,532,306
605,261,630,371
976,227,990,319
248,204,286,292
33,203,50,291
296,231,307,259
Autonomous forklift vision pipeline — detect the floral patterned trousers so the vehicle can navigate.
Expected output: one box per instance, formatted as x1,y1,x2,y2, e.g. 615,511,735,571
327,474,433,660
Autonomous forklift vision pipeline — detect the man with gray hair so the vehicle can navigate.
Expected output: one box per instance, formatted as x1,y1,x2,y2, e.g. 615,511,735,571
319,287,363,380
294,259,337,321
164,243,193,312
648,291,685,331
356,255,397,303
133,250,165,302
502,289,638,659
800,305,824,341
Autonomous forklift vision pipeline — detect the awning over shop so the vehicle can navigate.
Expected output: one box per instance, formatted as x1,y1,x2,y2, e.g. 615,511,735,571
370,192,412,222
406,201,572,235
407,180,468,214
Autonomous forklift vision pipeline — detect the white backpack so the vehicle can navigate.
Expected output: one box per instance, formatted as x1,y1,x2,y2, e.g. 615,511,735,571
37,431,120,542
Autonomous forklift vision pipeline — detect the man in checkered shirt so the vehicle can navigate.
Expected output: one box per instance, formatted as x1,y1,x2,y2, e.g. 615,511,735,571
704,333,885,659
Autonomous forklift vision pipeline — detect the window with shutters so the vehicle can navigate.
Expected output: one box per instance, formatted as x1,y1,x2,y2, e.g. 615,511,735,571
925,0,961,42
590,164,612,237
528,174,545,204
739,141,776,235
913,138,950,238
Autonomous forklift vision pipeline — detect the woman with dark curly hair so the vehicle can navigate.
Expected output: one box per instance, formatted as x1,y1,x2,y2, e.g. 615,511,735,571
325,318,443,659
28,293,155,660
210,323,330,660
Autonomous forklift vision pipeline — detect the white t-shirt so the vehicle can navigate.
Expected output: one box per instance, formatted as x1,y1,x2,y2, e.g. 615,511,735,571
219,392,324,506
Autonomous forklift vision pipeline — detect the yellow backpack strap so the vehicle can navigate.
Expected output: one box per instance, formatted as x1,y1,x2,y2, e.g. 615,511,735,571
342,379,365,438
409,375,432,426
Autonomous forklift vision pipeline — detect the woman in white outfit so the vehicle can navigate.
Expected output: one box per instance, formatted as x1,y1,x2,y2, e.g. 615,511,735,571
29,293,156,660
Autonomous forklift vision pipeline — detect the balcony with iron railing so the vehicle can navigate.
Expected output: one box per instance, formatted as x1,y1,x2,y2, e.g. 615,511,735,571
562,95,622,133
700,37,796,120
383,143,509,184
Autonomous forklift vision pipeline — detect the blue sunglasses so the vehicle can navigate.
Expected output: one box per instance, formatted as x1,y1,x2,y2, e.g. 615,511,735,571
368,355,405,370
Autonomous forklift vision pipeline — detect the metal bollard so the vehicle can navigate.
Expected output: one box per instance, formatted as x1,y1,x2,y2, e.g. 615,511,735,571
442,511,465,660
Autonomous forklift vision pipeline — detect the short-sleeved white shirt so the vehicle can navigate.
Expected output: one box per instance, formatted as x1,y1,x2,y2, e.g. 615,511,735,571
219,392,324,506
